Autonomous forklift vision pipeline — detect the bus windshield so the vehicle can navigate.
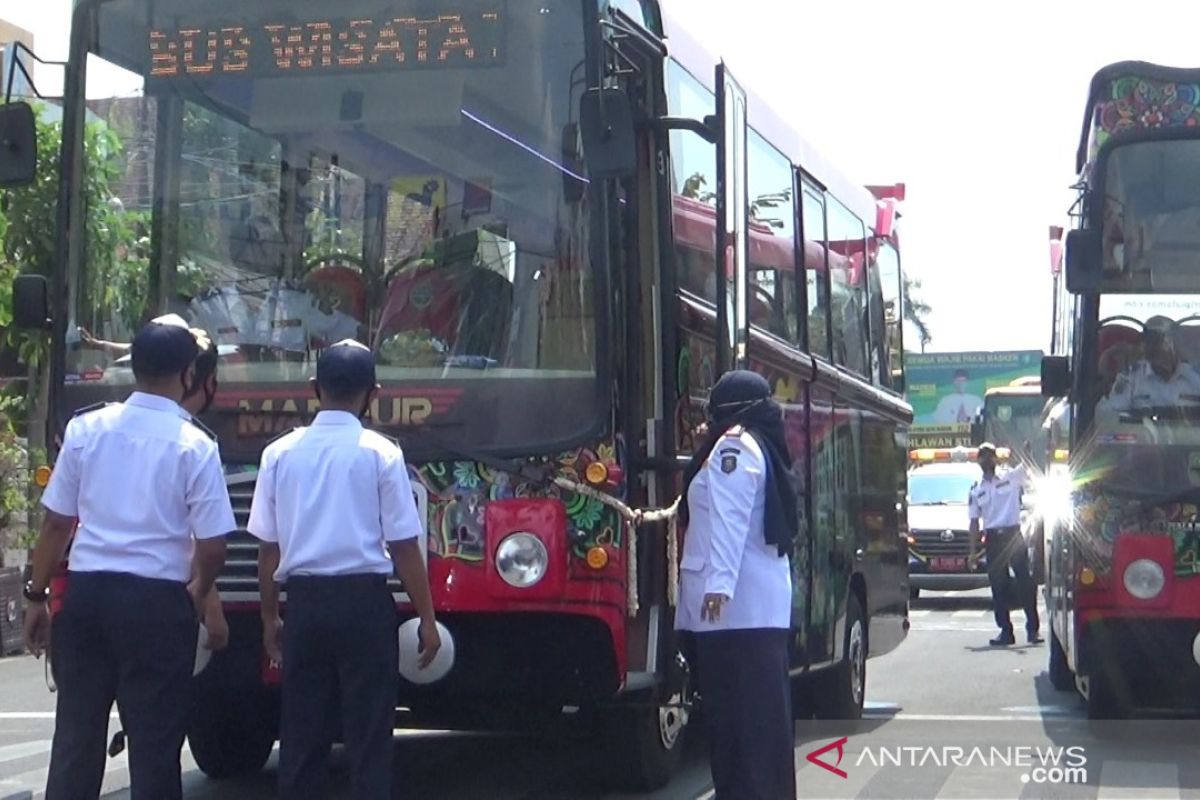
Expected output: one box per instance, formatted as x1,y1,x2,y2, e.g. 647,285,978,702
64,0,601,460
1085,297,1200,497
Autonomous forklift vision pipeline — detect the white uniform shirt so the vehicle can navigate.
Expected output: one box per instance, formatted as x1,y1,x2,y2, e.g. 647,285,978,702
247,411,422,581
675,429,792,632
40,393,235,582
191,284,360,352
190,287,253,347
968,464,1028,530
1097,360,1200,413
261,285,360,351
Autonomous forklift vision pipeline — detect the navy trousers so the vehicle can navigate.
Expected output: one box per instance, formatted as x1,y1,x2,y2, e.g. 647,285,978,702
985,527,1040,636
695,628,796,800
279,574,399,800
46,571,196,800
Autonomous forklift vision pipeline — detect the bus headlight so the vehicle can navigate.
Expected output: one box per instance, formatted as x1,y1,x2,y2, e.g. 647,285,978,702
495,532,549,588
1123,559,1165,600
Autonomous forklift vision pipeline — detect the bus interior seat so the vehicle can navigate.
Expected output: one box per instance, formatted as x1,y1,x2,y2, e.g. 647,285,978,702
1096,323,1142,395
375,264,512,361
304,265,367,345
1174,324,1200,365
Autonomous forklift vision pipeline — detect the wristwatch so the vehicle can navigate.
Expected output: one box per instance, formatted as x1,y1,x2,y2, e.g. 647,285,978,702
23,580,50,604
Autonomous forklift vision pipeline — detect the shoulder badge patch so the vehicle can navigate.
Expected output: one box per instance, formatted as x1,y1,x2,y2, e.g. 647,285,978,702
72,401,111,418
721,452,738,474
187,416,217,441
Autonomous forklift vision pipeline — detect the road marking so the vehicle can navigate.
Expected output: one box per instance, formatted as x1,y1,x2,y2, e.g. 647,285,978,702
952,610,986,619
1096,761,1179,800
909,609,931,618
0,714,117,724
0,741,49,766
863,712,1075,722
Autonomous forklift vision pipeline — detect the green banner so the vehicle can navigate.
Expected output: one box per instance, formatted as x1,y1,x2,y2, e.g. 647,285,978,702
905,350,1043,432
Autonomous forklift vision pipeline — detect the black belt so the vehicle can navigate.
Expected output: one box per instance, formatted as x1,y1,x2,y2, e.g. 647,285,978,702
983,526,1020,535
284,573,388,588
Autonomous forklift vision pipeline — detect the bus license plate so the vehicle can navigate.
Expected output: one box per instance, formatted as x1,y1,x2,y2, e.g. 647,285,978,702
931,556,966,572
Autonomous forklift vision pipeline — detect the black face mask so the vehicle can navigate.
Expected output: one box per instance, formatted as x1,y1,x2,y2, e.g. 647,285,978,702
183,374,216,416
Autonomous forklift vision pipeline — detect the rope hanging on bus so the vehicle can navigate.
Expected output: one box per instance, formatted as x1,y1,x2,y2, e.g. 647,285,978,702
551,476,681,617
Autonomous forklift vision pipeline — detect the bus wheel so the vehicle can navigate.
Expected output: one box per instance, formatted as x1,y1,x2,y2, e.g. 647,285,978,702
602,693,687,791
1048,632,1074,691
189,689,278,779
814,593,867,720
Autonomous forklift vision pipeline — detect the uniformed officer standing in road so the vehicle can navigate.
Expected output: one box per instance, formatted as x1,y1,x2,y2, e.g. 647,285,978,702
22,316,234,800
676,370,799,800
249,339,440,799
969,442,1042,647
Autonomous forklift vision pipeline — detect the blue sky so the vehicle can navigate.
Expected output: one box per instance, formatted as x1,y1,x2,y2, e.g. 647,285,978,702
9,0,1200,353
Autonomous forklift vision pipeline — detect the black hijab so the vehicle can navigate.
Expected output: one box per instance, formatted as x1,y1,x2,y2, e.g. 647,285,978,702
680,370,799,557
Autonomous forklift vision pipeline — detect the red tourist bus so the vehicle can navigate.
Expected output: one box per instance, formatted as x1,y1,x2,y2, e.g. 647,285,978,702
4,0,911,788
1042,61,1200,719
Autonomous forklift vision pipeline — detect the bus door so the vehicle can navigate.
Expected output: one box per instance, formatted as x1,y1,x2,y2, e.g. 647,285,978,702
807,381,840,666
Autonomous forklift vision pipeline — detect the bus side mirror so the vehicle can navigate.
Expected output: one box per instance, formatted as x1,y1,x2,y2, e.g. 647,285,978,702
0,102,37,188
1064,229,1101,294
1041,355,1070,398
579,88,636,180
12,274,51,330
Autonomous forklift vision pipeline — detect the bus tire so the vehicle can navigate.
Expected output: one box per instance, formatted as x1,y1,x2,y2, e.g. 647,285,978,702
602,697,687,791
813,593,867,720
188,689,278,780
1048,631,1074,691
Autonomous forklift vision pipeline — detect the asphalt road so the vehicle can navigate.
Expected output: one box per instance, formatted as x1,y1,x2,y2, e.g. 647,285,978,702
1,590,1198,799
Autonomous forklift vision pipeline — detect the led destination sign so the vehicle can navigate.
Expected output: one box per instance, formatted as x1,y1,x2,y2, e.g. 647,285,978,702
148,9,504,79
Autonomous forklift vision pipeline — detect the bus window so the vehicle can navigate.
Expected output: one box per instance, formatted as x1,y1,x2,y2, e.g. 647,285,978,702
876,241,904,389
666,60,719,307
866,245,888,388
801,186,830,360
747,131,798,342
827,198,870,376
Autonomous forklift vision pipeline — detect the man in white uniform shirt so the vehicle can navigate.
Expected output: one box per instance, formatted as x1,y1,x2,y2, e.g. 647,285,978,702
969,442,1041,647
23,317,234,799
249,340,439,800
1098,315,1200,413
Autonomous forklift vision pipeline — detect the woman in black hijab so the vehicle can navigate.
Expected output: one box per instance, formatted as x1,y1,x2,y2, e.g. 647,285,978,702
676,370,799,799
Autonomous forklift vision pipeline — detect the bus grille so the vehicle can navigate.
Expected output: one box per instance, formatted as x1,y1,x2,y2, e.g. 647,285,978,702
215,473,408,597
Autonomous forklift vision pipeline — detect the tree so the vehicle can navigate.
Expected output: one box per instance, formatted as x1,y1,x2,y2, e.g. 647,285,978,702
0,105,140,539
903,273,933,351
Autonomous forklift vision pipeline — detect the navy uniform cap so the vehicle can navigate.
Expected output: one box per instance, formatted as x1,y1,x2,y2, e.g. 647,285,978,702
131,314,200,378
316,339,376,395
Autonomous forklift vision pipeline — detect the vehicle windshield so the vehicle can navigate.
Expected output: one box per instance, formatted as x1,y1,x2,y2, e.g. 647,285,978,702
982,393,1047,458
908,471,977,505
64,0,600,460
1081,296,1200,496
